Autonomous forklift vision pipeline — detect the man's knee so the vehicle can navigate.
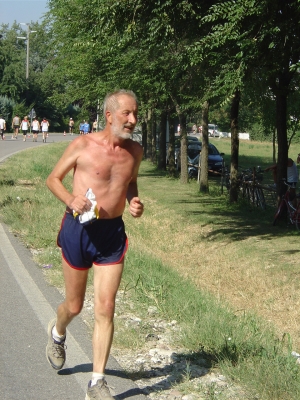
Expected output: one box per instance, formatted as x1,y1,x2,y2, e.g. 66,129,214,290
64,300,84,318
94,299,115,321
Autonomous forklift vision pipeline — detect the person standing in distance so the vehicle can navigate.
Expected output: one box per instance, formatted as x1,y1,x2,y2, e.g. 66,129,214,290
265,157,298,202
32,117,40,142
83,119,90,134
79,120,84,135
41,117,50,142
0,115,6,140
21,116,29,141
92,119,97,133
177,123,181,135
11,114,20,139
69,118,74,135
46,89,144,400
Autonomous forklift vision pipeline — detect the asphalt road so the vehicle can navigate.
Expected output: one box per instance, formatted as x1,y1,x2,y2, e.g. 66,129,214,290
0,132,73,162
0,133,146,399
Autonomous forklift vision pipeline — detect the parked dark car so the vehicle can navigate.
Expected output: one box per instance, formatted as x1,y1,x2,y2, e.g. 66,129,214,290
177,141,224,172
186,135,199,142
166,136,199,165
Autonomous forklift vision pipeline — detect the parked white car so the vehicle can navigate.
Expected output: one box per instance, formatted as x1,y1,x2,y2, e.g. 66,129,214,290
208,124,219,137
219,132,229,138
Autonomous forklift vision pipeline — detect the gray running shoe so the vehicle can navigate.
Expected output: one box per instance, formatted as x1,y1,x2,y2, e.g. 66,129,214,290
85,379,114,400
46,318,66,370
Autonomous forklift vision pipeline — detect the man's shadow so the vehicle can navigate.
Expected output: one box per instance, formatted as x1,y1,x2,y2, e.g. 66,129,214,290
58,348,215,399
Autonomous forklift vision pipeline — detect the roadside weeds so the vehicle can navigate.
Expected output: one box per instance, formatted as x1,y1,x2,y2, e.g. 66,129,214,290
1,145,300,399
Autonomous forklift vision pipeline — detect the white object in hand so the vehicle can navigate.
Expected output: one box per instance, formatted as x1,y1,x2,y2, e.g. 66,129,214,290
77,188,99,223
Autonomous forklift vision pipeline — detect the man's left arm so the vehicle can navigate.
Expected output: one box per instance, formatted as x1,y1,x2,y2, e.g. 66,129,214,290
127,182,144,218
126,144,144,218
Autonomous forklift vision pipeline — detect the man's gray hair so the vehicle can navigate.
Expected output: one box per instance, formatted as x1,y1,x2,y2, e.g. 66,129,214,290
103,89,138,119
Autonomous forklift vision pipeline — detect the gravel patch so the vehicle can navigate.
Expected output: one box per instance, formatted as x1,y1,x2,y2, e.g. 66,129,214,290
76,288,253,400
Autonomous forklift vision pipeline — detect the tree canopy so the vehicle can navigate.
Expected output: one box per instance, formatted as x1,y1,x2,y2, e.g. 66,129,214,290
1,0,300,197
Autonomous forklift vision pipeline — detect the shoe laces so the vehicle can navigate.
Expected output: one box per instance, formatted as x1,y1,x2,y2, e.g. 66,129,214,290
92,379,114,398
51,339,67,358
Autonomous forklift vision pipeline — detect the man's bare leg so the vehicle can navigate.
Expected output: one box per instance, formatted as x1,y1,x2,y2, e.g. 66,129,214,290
85,262,124,399
56,258,89,335
46,258,89,370
92,261,124,373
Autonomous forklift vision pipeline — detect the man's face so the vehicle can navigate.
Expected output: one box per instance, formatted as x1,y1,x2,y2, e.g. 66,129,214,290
110,95,138,139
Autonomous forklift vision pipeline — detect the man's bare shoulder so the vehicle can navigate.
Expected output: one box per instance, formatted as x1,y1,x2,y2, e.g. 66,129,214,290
69,134,96,149
69,133,115,158
59,136,96,165
125,138,143,155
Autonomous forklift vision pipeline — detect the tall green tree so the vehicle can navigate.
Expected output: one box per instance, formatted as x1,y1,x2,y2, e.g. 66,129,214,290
0,24,27,101
199,0,300,198
47,0,213,182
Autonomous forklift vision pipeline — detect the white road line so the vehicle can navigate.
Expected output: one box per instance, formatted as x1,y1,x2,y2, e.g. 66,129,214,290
0,223,91,393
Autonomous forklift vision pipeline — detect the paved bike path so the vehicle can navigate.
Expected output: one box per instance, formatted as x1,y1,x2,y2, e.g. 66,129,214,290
0,134,146,399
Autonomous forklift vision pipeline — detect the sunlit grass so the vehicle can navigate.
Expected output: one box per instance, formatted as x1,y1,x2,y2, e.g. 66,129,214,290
1,141,300,398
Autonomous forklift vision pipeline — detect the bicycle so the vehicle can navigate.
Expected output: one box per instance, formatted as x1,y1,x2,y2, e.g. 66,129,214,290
273,181,300,230
224,166,266,209
240,167,266,209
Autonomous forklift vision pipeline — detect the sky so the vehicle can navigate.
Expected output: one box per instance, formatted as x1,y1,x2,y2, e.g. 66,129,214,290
1,1,49,27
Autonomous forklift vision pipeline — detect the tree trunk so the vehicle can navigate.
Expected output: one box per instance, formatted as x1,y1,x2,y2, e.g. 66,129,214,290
179,113,188,184
146,109,152,160
168,116,176,177
229,90,240,203
142,120,147,158
269,67,295,200
151,112,157,164
272,127,276,163
276,91,288,199
199,100,209,193
158,110,167,170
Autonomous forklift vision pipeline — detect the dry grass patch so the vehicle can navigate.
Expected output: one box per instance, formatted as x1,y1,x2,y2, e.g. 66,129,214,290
124,188,300,351
16,179,37,187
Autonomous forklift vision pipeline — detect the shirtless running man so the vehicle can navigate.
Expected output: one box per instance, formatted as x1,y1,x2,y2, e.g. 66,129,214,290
46,89,144,400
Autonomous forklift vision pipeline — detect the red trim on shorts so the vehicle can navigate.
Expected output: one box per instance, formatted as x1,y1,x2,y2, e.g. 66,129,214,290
58,226,129,270
93,236,128,267
57,212,86,270
61,251,90,270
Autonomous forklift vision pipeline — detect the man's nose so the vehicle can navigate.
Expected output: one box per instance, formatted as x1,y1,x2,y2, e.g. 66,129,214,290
128,113,137,125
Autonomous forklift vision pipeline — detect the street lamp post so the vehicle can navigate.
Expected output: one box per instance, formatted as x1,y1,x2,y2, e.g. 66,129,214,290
28,108,36,135
17,23,37,79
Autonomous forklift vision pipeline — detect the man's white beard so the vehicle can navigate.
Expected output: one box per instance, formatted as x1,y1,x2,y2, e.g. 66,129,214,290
111,122,133,139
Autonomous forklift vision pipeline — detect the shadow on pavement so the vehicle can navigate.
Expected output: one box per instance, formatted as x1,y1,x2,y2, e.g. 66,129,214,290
58,362,93,375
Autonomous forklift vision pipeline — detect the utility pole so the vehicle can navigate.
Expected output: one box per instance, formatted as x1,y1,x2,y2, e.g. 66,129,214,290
17,23,37,79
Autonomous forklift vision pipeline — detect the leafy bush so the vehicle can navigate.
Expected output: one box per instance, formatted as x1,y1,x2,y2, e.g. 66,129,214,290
0,95,15,123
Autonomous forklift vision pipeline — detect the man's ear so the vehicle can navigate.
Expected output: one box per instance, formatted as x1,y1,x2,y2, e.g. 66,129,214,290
106,111,112,124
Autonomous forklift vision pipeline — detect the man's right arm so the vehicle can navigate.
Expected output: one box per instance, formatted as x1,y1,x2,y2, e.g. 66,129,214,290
46,138,92,214
46,139,81,207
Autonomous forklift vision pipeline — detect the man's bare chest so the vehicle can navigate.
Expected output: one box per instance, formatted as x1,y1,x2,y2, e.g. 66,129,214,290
77,149,135,182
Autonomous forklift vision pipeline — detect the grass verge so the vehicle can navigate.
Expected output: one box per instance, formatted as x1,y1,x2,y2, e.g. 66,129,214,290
0,141,300,399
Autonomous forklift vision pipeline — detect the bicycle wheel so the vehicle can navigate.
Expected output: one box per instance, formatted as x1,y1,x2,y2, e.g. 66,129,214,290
242,182,251,203
295,207,300,230
273,200,286,226
255,187,266,210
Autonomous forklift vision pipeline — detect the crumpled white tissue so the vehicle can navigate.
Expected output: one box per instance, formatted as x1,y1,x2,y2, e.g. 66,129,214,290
74,188,99,223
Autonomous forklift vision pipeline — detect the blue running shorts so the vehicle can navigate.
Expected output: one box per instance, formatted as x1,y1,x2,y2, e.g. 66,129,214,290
57,212,128,270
